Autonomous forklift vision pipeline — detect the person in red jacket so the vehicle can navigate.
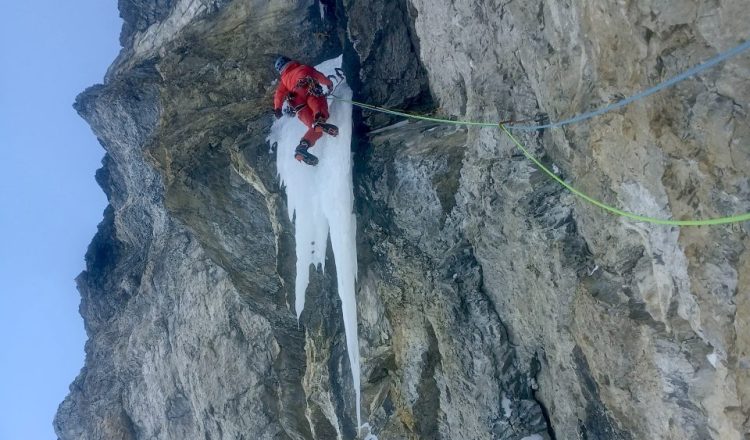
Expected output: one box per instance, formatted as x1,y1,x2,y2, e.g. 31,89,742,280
273,56,338,166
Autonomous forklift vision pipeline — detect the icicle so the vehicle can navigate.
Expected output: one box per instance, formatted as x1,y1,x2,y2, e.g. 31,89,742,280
268,55,363,430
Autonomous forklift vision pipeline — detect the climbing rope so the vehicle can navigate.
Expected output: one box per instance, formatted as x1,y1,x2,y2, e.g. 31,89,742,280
328,40,750,226
499,125,750,226
334,39,750,130
510,39,750,130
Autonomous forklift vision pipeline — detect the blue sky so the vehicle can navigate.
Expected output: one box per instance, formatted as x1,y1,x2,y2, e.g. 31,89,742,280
0,2,121,439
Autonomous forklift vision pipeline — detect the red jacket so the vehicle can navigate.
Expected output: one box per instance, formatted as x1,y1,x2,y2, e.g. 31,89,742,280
273,61,334,110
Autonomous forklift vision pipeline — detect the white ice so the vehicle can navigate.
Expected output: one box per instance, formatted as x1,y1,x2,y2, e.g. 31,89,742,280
501,394,512,418
707,352,719,368
268,55,365,432
360,423,379,440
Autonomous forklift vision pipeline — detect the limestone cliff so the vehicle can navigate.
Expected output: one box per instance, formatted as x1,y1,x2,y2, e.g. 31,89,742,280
56,1,749,439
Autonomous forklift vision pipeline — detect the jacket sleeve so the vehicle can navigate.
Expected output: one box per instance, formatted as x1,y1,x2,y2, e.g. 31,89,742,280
312,69,334,89
273,82,289,110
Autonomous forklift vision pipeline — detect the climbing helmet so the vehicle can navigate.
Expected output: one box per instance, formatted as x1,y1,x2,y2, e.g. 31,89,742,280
275,56,292,74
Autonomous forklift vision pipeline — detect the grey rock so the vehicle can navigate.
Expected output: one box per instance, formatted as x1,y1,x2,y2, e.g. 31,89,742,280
118,0,179,45
341,0,432,127
56,0,750,439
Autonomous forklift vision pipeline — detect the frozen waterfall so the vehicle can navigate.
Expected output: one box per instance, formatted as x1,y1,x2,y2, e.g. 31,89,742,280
268,56,366,434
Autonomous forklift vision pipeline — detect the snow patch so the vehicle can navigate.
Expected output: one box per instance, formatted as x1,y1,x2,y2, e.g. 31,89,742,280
707,352,719,368
268,56,363,429
501,394,512,418
360,423,379,440
521,435,545,440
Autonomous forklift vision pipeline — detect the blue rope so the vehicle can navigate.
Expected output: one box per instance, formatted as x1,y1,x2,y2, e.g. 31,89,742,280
510,39,750,131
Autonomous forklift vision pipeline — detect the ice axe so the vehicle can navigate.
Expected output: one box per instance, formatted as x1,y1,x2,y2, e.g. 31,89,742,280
326,68,346,96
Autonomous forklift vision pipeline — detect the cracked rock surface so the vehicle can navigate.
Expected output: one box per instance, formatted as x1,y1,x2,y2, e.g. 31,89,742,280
57,1,749,439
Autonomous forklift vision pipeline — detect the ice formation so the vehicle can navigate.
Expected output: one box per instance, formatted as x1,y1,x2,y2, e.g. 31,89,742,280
268,56,365,432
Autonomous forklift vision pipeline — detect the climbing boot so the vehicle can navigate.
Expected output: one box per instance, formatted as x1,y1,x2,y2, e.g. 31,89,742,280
294,140,318,166
315,121,339,137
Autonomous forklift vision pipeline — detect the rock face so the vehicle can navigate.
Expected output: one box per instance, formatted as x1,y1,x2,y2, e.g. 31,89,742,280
57,1,749,439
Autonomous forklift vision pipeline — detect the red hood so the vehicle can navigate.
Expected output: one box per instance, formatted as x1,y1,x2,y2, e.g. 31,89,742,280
280,61,300,75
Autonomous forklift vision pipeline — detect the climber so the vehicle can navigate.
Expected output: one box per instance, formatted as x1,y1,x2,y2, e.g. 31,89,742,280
273,56,339,166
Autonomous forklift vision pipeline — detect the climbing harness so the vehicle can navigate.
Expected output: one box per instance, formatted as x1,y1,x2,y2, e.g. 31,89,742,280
295,76,325,97
329,40,750,226
289,68,345,109
282,101,307,117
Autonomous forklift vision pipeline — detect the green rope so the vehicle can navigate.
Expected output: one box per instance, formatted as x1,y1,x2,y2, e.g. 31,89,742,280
339,39,750,131
331,96,750,226
332,96,499,127
499,125,750,226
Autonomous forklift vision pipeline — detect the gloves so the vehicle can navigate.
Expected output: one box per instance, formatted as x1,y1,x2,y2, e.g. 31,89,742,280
284,106,297,117
274,108,283,119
